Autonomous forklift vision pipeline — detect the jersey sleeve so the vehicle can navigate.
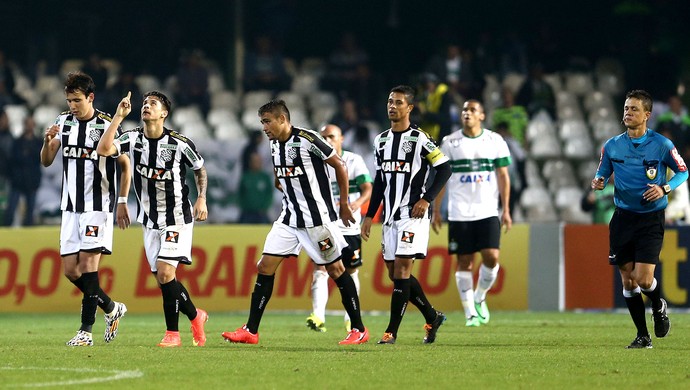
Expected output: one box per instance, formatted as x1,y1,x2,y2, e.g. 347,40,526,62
595,140,613,180
665,141,687,173
113,130,133,156
494,136,512,168
181,141,205,170
421,133,449,167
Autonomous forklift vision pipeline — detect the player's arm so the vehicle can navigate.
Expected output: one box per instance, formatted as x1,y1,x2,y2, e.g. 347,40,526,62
413,159,450,219
116,154,131,229
326,153,354,227
193,166,208,222
496,165,512,233
431,184,447,234
349,179,372,212
97,91,131,157
40,124,61,167
362,171,384,241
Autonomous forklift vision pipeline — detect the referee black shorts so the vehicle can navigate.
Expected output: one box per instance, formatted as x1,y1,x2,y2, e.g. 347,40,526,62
448,217,501,255
608,207,664,266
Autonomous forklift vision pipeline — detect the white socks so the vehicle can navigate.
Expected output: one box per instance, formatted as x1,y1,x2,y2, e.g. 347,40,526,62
311,270,329,322
475,263,499,302
455,271,478,318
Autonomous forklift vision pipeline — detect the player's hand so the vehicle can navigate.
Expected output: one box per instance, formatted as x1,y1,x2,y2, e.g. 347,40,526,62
44,124,59,143
194,197,208,221
116,203,131,230
361,217,372,241
411,199,430,219
591,176,605,190
116,91,132,118
340,204,355,227
501,210,512,234
431,211,442,234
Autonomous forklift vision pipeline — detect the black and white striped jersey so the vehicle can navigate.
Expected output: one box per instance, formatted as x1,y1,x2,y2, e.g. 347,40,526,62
114,127,204,229
373,125,449,224
272,126,338,228
54,109,121,213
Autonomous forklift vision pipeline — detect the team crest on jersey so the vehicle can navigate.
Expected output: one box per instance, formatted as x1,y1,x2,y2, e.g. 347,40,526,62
644,159,659,180
165,231,180,243
318,238,333,251
160,148,174,162
88,129,101,142
85,225,99,237
402,141,413,153
287,147,298,160
400,231,415,243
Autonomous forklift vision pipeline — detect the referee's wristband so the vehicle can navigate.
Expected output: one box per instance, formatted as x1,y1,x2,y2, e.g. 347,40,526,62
117,197,128,204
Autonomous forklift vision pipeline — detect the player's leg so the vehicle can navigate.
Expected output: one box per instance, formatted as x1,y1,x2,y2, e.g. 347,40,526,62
156,260,184,347
307,263,329,331
455,254,479,326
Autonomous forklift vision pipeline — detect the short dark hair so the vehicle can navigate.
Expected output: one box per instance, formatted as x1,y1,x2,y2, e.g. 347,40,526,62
464,99,485,113
143,91,172,113
626,89,653,113
390,85,415,105
258,99,291,121
64,71,96,96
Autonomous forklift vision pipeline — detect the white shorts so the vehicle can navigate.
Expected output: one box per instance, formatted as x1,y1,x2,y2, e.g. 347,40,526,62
142,222,194,272
263,221,347,265
381,218,430,261
60,211,114,256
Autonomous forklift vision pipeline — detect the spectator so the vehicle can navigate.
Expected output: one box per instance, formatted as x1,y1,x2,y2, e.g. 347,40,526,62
325,32,373,108
417,72,454,142
105,69,142,122
492,87,529,147
238,152,273,224
330,98,362,136
0,50,22,106
656,95,690,160
240,130,265,172
175,50,210,116
425,44,483,100
0,109,12,181
495,121,527,218
4,117,42,226
0,109,13,222
243,35,290,93
581,173,615,224
516,63,556,119
82,53,109,105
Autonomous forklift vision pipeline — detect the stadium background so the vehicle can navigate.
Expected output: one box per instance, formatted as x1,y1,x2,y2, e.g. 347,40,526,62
2,0,690,313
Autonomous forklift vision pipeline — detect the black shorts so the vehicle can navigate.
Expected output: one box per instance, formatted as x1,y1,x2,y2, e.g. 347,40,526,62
340,234,363,268
448,217,501,255
608,207,664,266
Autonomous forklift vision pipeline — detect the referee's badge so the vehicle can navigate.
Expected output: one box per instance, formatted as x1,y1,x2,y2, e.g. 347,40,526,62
644,159,659,180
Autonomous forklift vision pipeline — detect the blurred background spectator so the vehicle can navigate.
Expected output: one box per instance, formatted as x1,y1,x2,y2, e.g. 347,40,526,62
4,116,42,226
416,72,454,142
175,50,210,116
243,35,291,93
492,87,529,147
238,152,273,224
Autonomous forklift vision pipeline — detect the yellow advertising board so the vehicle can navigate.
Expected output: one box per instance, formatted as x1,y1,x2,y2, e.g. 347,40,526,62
0,224,529,313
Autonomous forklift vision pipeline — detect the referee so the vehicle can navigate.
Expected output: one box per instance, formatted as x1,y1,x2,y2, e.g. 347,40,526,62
592,89,688,349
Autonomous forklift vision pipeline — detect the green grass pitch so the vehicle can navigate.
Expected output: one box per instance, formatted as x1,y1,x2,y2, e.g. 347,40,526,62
1,311,688,389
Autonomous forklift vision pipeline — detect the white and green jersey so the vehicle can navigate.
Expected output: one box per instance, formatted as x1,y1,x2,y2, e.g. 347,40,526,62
327,150,373,235
440,129,511,221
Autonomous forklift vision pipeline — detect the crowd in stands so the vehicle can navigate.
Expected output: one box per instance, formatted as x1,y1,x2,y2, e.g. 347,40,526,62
1,25,690,227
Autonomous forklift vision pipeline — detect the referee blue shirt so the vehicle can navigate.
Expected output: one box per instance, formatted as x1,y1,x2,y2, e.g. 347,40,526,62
596,129,688,213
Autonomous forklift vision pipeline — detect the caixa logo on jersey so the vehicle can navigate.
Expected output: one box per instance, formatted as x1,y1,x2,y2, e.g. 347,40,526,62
381,160,411,173
274,166,305,177
63,146,99,161
136,164,173,180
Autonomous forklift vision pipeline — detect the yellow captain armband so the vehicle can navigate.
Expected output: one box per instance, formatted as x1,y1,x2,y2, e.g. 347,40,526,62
426,148,445,164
